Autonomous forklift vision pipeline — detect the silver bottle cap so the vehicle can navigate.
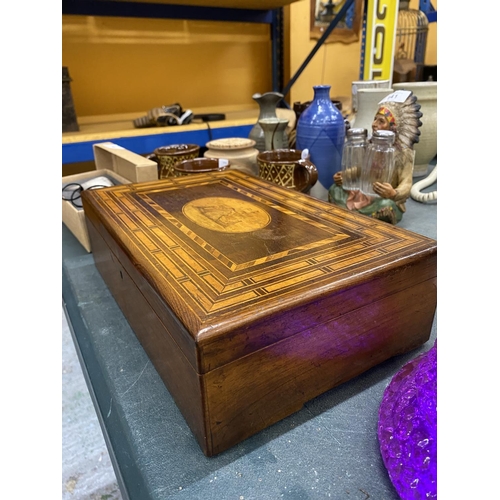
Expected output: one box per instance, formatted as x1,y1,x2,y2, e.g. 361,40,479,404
347,127,368,138
372,130,395,145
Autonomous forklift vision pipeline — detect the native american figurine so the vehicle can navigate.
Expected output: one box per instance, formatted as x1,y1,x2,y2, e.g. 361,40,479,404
328,91,423,224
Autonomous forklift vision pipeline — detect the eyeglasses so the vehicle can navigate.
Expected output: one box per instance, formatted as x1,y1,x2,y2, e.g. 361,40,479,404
62,182,111,208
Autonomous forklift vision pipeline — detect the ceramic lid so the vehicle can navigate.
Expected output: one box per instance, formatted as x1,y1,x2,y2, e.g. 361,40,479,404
205,138,256,150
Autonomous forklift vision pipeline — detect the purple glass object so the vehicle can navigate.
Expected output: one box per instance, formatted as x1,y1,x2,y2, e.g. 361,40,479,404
378,341,437,499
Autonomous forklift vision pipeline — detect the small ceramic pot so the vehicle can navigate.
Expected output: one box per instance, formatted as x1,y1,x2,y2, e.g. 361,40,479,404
153,144,200,178
204,138,258,176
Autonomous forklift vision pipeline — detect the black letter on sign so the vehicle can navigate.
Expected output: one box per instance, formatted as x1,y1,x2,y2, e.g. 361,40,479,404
376,0,387,19
374,26,385,64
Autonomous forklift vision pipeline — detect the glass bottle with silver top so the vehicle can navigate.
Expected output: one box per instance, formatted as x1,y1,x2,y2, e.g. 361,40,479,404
340,127,368,191
360,130,396,197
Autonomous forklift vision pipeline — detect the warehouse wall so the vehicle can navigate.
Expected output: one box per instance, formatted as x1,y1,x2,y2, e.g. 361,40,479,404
62,15,273,116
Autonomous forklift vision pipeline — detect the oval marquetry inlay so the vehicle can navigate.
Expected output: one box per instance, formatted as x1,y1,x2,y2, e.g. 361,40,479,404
183,197,271,233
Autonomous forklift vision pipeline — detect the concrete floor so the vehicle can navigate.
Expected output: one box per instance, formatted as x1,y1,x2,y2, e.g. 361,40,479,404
62,308,122,499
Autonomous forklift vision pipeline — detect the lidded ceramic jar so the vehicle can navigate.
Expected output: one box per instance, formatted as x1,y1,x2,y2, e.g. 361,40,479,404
204,138,259,176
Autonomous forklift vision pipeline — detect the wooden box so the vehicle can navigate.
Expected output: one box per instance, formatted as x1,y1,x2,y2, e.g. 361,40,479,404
82,170,437,457
92,142,158,183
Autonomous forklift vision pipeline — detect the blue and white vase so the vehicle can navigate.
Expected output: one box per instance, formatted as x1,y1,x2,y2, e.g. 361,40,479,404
296,85,346,201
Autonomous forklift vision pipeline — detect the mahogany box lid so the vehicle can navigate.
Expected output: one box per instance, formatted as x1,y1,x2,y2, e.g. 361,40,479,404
82,170,437,374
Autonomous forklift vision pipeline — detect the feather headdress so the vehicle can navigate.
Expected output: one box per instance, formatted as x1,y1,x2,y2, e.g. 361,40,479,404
376,91,423,149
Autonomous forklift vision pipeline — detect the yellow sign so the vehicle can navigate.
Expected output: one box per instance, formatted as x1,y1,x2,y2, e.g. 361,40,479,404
362,0,399,82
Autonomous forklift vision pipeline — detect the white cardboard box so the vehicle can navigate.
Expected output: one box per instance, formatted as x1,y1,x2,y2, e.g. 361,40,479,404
92,142,158,183
62,169,132,252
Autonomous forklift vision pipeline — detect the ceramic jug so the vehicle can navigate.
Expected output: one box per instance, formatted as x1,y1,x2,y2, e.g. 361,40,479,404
249,92,286,152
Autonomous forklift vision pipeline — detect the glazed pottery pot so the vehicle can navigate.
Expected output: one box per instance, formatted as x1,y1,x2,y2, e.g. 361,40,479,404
249,92,284,152
153,144,200,178
393,82,437,177
258,118,289,151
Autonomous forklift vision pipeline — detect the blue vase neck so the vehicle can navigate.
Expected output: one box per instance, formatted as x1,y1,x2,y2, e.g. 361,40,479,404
313,85,331,101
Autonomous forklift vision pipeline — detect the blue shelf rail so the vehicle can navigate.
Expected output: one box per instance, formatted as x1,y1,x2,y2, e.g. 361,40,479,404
62,123,253,164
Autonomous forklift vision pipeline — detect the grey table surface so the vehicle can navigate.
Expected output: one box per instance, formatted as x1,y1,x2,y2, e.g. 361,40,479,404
62,178,437,500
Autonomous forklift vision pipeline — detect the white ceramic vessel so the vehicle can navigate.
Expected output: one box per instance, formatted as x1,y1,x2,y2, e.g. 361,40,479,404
351,79,391,114
393,82,437,177
204,138,259,176
351,88,394,135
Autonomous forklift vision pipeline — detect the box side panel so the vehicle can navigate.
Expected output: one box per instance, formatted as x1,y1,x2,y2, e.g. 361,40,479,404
93,142,158,183
112,155,158,183
80,176,437,375
62,169,131,253
86,215,211,455
199,253,437,372
84,199,200,371
62,201,91,252
93,145,115,171
204,278,436,456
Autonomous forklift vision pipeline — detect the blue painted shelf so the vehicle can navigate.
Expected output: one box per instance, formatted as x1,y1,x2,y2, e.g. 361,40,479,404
62,112,256,164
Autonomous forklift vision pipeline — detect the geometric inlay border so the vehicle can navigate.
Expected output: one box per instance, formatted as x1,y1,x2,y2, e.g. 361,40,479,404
87,172,434,318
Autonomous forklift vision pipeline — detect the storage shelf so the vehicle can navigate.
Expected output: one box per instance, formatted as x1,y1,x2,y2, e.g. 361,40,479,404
62,0,289,164
117,0,301,8
62,107,258,164
63,0,275,22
